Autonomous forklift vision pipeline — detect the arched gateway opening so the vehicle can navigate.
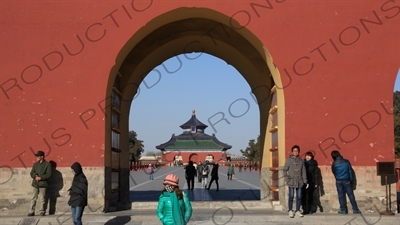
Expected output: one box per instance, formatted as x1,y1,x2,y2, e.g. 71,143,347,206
103,8,286,212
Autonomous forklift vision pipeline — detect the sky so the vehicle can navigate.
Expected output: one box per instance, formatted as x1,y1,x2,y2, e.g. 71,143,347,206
395,69,400,91
129,53,400,156
129,53,259,156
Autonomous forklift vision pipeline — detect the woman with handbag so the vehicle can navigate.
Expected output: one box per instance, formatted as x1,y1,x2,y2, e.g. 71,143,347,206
227,164,235,180
157,174,192,225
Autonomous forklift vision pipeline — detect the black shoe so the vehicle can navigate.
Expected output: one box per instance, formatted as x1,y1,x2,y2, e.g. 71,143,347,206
27,212,34,216
216,189,219,191
39,211,45,216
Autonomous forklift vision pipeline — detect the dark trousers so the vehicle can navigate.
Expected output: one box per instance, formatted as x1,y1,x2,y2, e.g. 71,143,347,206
44,193,58,215
207,177,219,190
336,180,359,212
227,174,233,180
197,172,202,182
302,186,315,214
186,177,194,190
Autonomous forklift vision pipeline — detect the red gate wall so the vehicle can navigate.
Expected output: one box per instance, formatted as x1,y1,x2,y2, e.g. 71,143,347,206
1,0,398,169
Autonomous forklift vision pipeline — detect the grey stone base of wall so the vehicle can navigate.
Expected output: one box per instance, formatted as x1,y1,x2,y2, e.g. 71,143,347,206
0,166,105,216
1,166,398,216
260,166,399,213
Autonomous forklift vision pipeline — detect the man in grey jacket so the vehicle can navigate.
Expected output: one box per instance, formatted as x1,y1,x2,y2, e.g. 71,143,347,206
283,145,308,218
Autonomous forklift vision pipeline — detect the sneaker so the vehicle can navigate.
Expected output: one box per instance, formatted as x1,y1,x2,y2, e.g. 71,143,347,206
39,211,45,216
288,210,294,218
338,210,348,214
353,209,361,214
295,211,303,217
27,212,34,216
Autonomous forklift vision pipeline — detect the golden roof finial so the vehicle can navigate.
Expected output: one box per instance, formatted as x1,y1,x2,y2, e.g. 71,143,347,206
192,109,195,115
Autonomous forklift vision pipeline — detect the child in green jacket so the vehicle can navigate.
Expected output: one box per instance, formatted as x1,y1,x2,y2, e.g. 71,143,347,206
157,174,192,225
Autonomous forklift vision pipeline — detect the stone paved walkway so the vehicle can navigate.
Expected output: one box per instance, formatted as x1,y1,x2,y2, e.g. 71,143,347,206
130,167,261,202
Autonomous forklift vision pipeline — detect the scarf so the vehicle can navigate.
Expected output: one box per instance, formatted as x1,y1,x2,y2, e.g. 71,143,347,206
162,188,185,225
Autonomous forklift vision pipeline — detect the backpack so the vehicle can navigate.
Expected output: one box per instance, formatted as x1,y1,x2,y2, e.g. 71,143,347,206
202,166,208,175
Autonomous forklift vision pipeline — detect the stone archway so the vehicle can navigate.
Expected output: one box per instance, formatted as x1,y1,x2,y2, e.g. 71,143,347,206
105,7,285,211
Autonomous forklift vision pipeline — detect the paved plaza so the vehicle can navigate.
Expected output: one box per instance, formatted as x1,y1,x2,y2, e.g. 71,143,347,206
129,167,261,202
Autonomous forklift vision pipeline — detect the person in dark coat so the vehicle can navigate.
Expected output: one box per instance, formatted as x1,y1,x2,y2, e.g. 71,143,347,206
68,162,88,225
207,163,219,191
301,151,320,214
185,161,196,191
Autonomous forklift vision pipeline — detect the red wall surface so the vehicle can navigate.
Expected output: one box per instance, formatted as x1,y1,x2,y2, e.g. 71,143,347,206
1,0,398,168
162,151,226,164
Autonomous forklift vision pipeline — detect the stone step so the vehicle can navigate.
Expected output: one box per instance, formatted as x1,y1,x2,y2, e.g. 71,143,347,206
2,209,399,225
132,200,274,210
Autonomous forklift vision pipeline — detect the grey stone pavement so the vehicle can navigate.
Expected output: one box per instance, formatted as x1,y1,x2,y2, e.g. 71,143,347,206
2,167,399,224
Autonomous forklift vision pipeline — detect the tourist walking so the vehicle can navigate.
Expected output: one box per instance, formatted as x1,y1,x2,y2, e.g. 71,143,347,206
201,161,210,189
301,151,320,214
197,161,203,183
185,161,196,191
207,163,219,191
157,174,192,225
28,150,52,217
147,164,154,180
283,145,308,218
227,164,235,180
331,150,361,214
68,162,88,225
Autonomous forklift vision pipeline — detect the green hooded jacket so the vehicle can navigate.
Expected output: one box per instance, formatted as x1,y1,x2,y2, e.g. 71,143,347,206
157,191,192,225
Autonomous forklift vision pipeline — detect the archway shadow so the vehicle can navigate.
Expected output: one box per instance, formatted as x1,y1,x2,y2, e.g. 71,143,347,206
104,215,131,225
44,160,64,215
130,189,260,202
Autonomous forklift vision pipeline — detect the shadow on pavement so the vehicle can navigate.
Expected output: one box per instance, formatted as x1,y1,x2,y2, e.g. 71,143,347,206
104,215,131,225
130,189,260,202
